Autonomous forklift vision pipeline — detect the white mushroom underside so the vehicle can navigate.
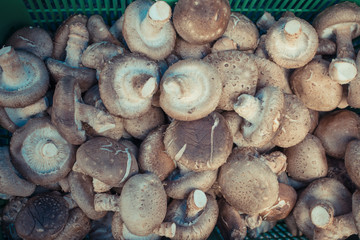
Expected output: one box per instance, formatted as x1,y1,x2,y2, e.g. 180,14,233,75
21,127,70,174
0,64,34,91
320,22,358,39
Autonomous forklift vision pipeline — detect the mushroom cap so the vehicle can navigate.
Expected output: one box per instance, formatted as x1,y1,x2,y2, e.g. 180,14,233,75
0,48,49,108
159,59,222,121
75,137,138,187
284,134,328,182
138,125,176,181
123,0,176,60
272,94,311,148
15,193,69,240
173,0,231,44
293,178,352,239
308,109,319,134
290,58,342,111
218,148,279,215
174,37,211,59
6,26,53,60
51,76,85,145
345,139,360,188
164,111,233,172
314,110,360,159
120,173,167,236
353,190,360,233
211,37,238,53
87,15,122,46
313,2,360,39
265,17,318,69
0,106,18,132
10,117,76,185
165,192,219,240
99,53,159,118
348,50,360,108
223,12,259,51
203,50,258,111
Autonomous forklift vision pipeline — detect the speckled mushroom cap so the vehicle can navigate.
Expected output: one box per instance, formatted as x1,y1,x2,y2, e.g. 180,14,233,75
164,111,233,172
15,193,69,240
284,134,328,182
138,125,176,181
223,12,259,51
159,59,222,121
272,94,311,148
9,117,76,185
203,50,258,111
290,58,343,111
74,137,138,187
314,110,360,159
120,173,167,236
173,0,230,44
345,139,360,188
6,26,53,60
174,37,211,59
293,178,352,239
218,147,279,215
99,53,159,118
123,0,176,60
265,17,318,69
87,15,122,46
0,47,49,108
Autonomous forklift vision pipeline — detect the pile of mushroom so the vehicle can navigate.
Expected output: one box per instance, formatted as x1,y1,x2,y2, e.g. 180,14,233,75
1,0,360,239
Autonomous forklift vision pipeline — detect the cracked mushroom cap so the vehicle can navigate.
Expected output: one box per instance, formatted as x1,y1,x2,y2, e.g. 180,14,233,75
6,26,53,60
123,0,176,60
0,46,49,108
159,59,222,121
99,53,159,118
314,110,360,159
164,111,233,172
345,139,360,188
218,148,279,215
10,117,76,185
265,16,318,69
74,137,138,188
15,193,69,240
203,50,258,111
173,0,231,44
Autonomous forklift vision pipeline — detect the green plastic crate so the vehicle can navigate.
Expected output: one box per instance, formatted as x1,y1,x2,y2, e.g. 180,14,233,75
1,0,360,240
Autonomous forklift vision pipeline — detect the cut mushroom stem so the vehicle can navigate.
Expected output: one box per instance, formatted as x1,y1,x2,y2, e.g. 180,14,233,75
136,76,158,98
0,46,27,88
41,142,59,158
310,200,335,228
245,214,263,229
140,1,172,39
284,20,302,43
65,23,89,67
153,222,176,238
234,94,261,123
186,189,208,221
94,193,120,212
262,151,287,175
76,102,115,133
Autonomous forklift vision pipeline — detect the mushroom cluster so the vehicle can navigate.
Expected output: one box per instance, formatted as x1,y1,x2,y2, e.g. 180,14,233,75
1,1,360,239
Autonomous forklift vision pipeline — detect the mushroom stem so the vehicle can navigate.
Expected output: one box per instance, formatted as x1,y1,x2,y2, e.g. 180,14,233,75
93,178,112,193
134,75,158,98
233,94,262,123
94,193,121,212
63,193,78,209
76,102,115,133
153,222,176,238
186,189,208,221
162,75,196,99
41,142,59,158
0,46,27,88
261,151,287,175
65,23,89,67
245,214,263,229
284,20,302,43
335,27,356,60
313,213,357,240
140,1,172,40
310,200,335,228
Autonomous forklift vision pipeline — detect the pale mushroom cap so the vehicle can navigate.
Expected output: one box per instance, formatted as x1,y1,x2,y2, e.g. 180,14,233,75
159,59,222,121
173,0,231,44
345,140,360,188
164,112,233,172
218,148,279,215
10,117,76,185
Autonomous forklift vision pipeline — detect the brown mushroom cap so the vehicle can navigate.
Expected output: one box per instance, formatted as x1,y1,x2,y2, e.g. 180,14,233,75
285,134,328,182
266,17,318,69
15,193,69,240
290,58,343,111
54,208,91,240
293,178,352,239
99,53,159,118
10,117,76,185
87,15,122,46
211,37,238,53
174,37,211,59
123,0,176,60
0,107,18,133
345,139,360,188
173,0,231,44
308,109,319,134
353,190,360,233
159,59,222,121
164,111,232,172
272,94,311,148
203,50,258,111
74,137,138,187
218,148,279,215
120,173,167,236
0,47,49,108
138,125,176,181
6,26,53,60
314,110,360,159
348,50,360,108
